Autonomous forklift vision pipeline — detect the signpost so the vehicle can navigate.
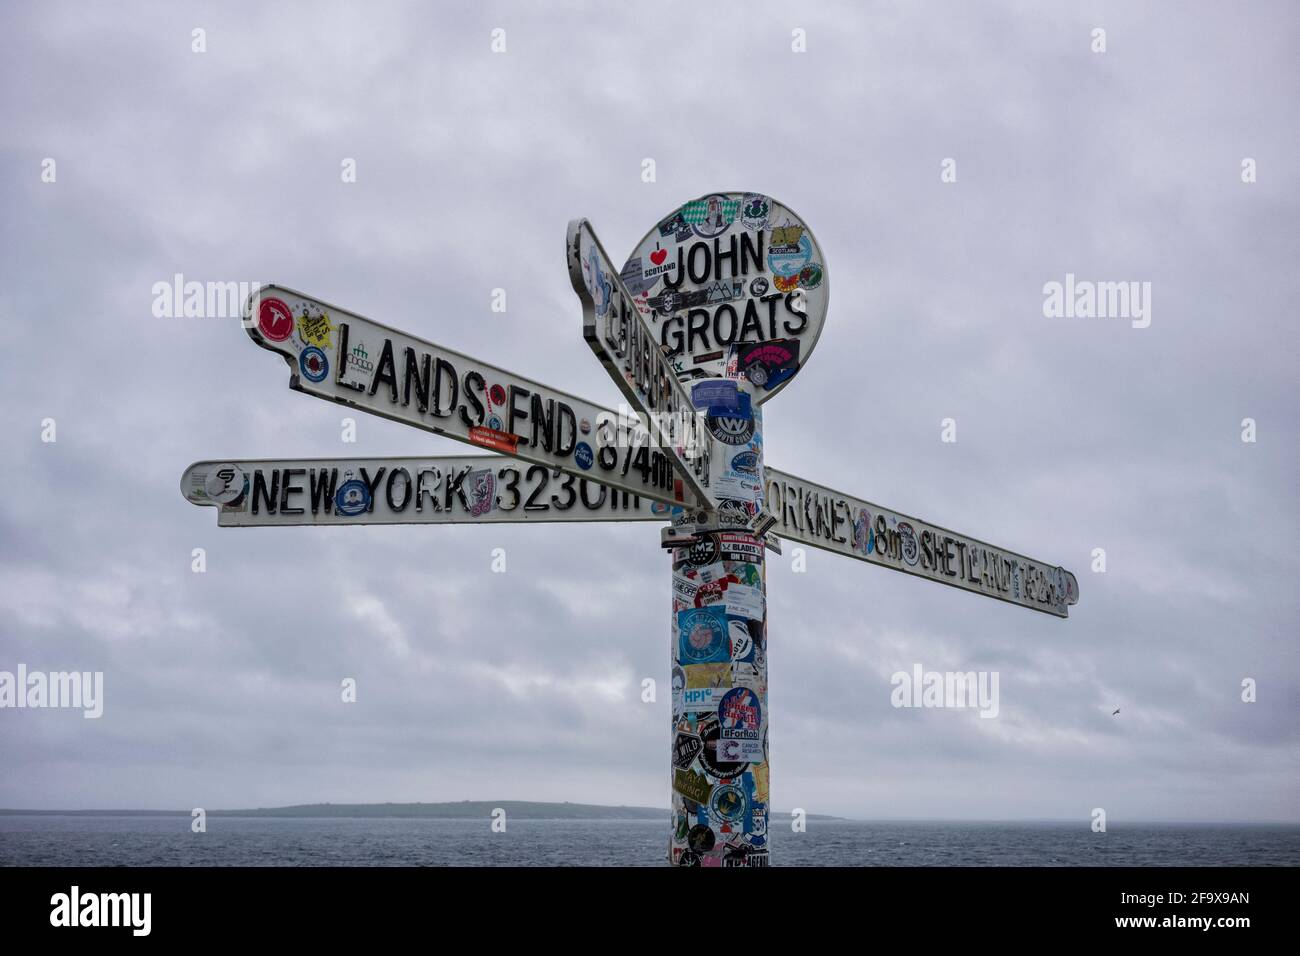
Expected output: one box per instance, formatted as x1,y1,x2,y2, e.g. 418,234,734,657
183,190,1079,867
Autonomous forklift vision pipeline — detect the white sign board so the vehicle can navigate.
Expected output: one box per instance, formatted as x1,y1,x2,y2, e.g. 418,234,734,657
622,192,829,402
244,285,690,507
181,456,667,526
568,219,715,508
762,468,1080,618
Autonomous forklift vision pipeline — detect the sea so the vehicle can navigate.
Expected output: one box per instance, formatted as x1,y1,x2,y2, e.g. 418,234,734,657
1,817,1297,866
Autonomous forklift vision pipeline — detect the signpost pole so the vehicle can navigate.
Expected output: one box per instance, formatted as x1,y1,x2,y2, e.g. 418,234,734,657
669,381,769,867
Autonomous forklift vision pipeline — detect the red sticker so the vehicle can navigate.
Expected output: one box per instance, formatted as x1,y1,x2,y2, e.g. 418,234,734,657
468,425,519,454
258,297,294,342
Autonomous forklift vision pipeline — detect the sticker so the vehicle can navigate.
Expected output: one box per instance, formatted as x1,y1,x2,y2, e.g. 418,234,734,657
687,824,716,854
768,226,812,277
852,508,873,556
257,297,295,342
730,451,759,476
898,521,920,566
738,340,800,391
682,194,741,239
697,714,747,779
718,687,761,740
694,562,731,585
773,273,800,293
798,262,824,289
677,607,730,664
715,499,758,528
466,468,496,517
468,425,519,454
693,578,728,608
298,345,329,383
641,242,678,284
682,686,728,711
691,379,740,412
334,477,371,517
658,210,693,242
716,737,764,762
673,731,705,769
732,661,763,692
710,783,748,822
739,193,771,232
707,399,756,446
620,257,657,297
574,442,594,470
203,463,246,505
673,574,700,606
296,308,334,348
749,276,769,297
673,767,713,805
728,620,754,661
717,532,763,563
675,535,721,570
671,664,686,713
579,418,592,435
724,584,765,622
723,848,769,867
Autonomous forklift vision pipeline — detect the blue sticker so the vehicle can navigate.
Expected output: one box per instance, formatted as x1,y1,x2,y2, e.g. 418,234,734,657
299,346,329,383
334,478,372,517
487,414,504,431
730,451,759,476
677,606,730,664
692,379,739,412
574,442,594,470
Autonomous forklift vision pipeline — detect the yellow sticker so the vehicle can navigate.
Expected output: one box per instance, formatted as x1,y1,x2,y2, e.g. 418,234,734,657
297,310,333,349
684,663,730,689
752,762,769,803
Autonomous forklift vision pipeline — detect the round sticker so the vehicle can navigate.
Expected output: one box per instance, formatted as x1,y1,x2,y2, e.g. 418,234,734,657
203,463,246,505
624,192,828,402
334,478,371,517
679,609,727,664
299,345,329,383
687,824,716,854
697,715,748,779
574,442,593,470
257,297,295,342
710,783,748,823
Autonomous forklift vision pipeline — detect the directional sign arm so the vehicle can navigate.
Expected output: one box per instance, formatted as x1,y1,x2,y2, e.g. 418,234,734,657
567,219,716,508
243,284,688,507
764,467,1080,618
181,457,665,527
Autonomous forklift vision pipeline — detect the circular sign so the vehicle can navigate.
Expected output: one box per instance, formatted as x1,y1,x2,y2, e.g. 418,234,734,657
257,297,295,342
624,191,828,402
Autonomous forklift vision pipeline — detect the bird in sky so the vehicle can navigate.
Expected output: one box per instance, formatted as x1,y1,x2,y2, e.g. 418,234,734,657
1112,708,1121,717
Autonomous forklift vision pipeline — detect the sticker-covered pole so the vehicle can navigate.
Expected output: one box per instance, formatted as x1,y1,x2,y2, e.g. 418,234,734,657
668,378,769,867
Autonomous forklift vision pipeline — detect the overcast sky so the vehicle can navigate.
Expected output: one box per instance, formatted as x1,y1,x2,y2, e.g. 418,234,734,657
1,0,1296,823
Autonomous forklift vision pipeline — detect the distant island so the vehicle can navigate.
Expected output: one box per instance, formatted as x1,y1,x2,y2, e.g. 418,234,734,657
0,800,843,821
